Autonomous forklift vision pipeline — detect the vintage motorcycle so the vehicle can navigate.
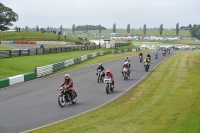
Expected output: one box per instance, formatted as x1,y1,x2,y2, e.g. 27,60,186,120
139,56,143,62
144,62,150,72
122,67,129,80
58,86,78,107
104,76,114,94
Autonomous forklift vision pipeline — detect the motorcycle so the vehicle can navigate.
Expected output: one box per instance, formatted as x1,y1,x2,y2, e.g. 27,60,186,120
162,51,166,56
139,56,143,62
144,62,149,72
155,53,158,59
122,67,129,80
104,76,114,94
58,86,78,107
97,69,104,83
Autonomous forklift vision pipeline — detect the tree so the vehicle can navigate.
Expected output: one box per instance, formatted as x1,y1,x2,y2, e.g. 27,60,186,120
72,24,75,34
36,25,39,32
25,26,28,31
75,25,106,30
99,24,101,34
189,26,200,39
0,3,18,31
159,24,163,35
47,26,49,32
176,23,179,35
127,24,130,34
188,24,192,28
143,24,146,35
85,24,88,33
113,23,116,33
60,25,63,32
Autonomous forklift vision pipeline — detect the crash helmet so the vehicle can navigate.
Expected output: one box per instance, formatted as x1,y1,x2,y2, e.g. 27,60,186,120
106,69,111,74
65,74,70,80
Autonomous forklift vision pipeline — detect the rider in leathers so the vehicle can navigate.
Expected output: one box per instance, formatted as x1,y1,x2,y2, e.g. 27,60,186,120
146,53,151,61
61,74,75,100
122,61,130,77
143,57,151,67
124,56,131,68
96,63,105,77
105,69,115,87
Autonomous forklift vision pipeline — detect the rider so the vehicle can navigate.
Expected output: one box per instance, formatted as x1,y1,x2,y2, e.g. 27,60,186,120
96,63,105,77
105,69,115,87
122,61,130,77
146,53,151,61
154,49,158,57
124,56,131,68
61,74,75,99
139,52,143,58
143,57,151,66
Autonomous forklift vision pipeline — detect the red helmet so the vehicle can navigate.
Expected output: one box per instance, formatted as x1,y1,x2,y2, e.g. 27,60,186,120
106,69,111,74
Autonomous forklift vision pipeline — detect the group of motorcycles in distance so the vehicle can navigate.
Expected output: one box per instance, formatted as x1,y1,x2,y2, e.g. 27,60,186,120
58,47,171,107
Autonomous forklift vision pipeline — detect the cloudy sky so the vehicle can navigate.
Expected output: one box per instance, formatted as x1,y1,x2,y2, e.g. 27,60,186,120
1,0,200,29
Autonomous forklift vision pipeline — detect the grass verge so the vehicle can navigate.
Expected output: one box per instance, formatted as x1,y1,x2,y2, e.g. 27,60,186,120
0,44,17,50
29,51,200,133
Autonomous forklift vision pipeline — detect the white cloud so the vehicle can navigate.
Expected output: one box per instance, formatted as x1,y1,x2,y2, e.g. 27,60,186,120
1,0,200,29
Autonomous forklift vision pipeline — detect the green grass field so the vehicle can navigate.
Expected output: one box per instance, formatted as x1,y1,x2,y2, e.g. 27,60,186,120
65,30,190,37
28,51,200,133
0,31,76,41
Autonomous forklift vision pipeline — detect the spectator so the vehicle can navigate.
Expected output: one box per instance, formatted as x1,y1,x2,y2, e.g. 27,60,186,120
18,27,20,32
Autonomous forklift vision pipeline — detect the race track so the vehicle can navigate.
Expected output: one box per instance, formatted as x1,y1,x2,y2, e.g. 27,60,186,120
0,51,173,133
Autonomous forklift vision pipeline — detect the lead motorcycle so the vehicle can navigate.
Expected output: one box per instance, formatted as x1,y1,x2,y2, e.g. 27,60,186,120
97,69,104,83
104,76,114,94
58,86,78,107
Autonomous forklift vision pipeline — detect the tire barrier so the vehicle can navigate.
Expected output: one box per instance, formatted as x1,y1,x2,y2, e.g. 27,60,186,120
0,72,36,89
35,51,107,78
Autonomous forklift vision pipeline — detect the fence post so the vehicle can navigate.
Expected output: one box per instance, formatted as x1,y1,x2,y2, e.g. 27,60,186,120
28,49,30,55
9,50,11,57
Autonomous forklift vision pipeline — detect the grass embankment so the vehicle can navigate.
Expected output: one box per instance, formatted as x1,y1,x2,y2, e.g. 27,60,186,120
0,31,76,41
0,48,150,79
0,44,17,50
29,51,200,133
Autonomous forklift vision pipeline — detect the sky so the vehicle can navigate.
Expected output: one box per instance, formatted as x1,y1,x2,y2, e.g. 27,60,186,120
1,0,200,29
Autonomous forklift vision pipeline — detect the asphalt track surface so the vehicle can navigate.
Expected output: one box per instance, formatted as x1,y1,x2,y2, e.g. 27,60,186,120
0,51,173,133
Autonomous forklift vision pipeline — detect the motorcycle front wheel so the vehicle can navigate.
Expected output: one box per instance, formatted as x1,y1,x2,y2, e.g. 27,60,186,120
58,95,66,107
106,84,110,94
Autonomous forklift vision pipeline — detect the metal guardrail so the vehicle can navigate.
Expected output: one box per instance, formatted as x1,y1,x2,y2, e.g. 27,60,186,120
0,45,100,58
